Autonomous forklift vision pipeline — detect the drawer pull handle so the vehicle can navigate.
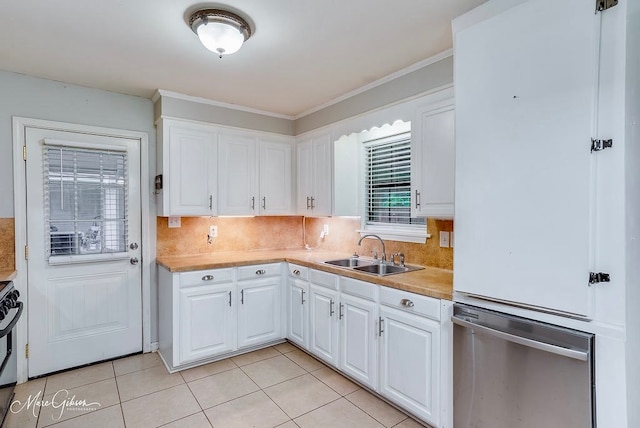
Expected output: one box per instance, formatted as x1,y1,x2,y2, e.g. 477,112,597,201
301,290,305,305
241,289,244,304
228,291,232,307
379,317,384,336
256,269,266,275
339,303,344,320
329,299,335,316
293,269,301,276
202,275,214,281
400,298,414,308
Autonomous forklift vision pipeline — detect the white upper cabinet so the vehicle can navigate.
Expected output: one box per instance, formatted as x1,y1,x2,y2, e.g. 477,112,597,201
453,0,601,317
218,131,258,216
218,131,294,216
297,132,332,216
259,137,293,215
157,119,217,216
411,99,455,219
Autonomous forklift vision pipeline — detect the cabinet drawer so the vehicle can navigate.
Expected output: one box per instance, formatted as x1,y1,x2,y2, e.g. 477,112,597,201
340,277,377,302
310,269,338,290
379,286,440,321
179,268,234,287
287,263,308,280
237,263,281,280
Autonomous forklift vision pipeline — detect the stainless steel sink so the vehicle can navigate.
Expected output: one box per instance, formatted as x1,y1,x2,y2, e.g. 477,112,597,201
323,258,374,268
322,257,423,276
353,263,422,276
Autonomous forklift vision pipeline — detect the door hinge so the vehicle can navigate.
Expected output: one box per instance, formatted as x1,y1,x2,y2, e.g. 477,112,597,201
591,138,613,153
22,146,27,161
24,245,28,260
596,0,618,12
589,272,610,285
25,343,29,359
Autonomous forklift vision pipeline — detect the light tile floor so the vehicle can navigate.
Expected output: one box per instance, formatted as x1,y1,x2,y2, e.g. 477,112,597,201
4,342,428,428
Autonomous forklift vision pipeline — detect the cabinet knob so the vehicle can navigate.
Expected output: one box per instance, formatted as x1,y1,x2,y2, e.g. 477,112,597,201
202,275,214,281
255,269,266,275
293,269,301,276
400,298,414,308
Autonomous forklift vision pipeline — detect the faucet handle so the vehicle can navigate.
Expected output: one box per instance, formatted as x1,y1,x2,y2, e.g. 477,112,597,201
352,251,359,258
392,252,405,267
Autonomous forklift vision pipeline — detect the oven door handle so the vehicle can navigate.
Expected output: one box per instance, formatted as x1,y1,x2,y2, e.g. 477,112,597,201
0,301,23,339
452,315,588,361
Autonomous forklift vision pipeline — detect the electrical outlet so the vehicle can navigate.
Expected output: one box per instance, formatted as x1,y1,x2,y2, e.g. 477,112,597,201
323,224,329,236
450,232,454,248
168,216,181,228
209,225,218,238
439,231,450,248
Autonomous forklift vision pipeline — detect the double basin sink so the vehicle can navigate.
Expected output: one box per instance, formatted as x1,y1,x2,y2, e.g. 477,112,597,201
322,257,423,276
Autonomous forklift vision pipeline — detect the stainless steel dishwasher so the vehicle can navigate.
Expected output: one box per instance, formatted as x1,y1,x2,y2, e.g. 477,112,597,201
452,303,595,428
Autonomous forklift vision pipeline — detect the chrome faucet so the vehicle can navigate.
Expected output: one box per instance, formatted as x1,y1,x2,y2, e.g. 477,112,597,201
357,234,386,263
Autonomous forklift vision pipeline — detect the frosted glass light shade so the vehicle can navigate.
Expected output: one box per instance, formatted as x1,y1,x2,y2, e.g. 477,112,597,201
197,22,244,56
189,9,252,57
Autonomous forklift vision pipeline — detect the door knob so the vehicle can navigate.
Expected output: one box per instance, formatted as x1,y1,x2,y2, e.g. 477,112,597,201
129,243,139,250
130,257,139,265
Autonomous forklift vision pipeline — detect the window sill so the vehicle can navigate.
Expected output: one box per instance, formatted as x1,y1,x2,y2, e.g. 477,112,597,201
357,227,431,244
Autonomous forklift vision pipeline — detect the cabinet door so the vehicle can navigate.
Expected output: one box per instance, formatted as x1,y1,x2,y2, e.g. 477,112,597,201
340,294,378,390
379,306,440,427
308,284,339,366
411,102,455,219
179,284,235,363
453,0,600,316
311,133,333,216
237,277,282,348
166,123,217,216
218,132,257,215
296,140,313,214
259,138,293,215
287,277,308,349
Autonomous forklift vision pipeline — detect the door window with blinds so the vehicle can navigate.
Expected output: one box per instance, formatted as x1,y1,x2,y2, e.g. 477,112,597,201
44,141,128,263
364,132,425,231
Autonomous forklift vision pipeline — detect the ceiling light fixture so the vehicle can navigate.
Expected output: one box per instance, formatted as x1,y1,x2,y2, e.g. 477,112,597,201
189,9,252,58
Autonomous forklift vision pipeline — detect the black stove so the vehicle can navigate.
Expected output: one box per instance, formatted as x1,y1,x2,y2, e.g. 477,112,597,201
0,280,23,426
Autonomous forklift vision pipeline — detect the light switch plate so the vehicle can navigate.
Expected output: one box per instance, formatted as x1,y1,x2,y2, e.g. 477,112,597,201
439,231,450,248
168,216,181,228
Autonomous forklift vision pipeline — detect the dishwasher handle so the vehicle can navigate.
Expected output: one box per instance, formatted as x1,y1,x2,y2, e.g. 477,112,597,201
452,315,589,361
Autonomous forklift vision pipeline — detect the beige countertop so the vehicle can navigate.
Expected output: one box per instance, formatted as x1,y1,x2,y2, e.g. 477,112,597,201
0,270,17,282
157,249,453,301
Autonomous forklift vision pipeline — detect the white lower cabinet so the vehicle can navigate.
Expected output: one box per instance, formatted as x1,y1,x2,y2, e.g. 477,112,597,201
287,264,309,349
179,283,235,363
308,270,340,367
378,305,441,427
237,265,282,349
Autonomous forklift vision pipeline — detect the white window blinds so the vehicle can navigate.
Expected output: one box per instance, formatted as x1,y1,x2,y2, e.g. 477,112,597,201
44,144,128,259
364,132,425,226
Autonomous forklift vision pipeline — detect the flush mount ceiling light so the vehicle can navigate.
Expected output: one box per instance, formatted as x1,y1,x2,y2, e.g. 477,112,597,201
189,8,252,58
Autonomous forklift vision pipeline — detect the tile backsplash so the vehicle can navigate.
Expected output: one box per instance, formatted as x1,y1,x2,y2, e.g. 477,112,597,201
0,218,15,271
157,216,453,270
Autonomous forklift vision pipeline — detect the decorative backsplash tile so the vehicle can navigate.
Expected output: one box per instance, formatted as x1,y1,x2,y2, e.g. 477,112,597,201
157,215,453,270
0,218,15,271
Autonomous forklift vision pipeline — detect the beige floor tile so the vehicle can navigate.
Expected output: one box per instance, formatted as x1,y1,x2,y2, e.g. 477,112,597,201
264,373,340,418
121,384,200,428
159,411,212,428
393,417,429,427
276,421,299,428
285,350,324,372
346,389,407,427
311,367,360,396
37,378,120,427
44,362,114,395
113,352,163,376
273,342,297,354
41,404,124,428
188,368,259,409
231,347,281,366
4,378,47,428
180,358,237,383
204,390,289,428
294,398,384,428
116,364,184,402
241,355,306,388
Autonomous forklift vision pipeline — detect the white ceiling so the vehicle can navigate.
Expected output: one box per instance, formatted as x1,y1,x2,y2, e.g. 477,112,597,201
0,0,486,117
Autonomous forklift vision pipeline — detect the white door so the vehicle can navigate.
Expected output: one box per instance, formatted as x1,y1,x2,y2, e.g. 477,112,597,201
340,294,377,390
26,127,142,377
218,133,257,215
311,134,332,216
237,277,281,348
287,278,308,349
296,140,313,214
308,284,339,367
258,138,292,215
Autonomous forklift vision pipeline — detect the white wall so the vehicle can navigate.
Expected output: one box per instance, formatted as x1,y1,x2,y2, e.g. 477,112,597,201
0,71,159,342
